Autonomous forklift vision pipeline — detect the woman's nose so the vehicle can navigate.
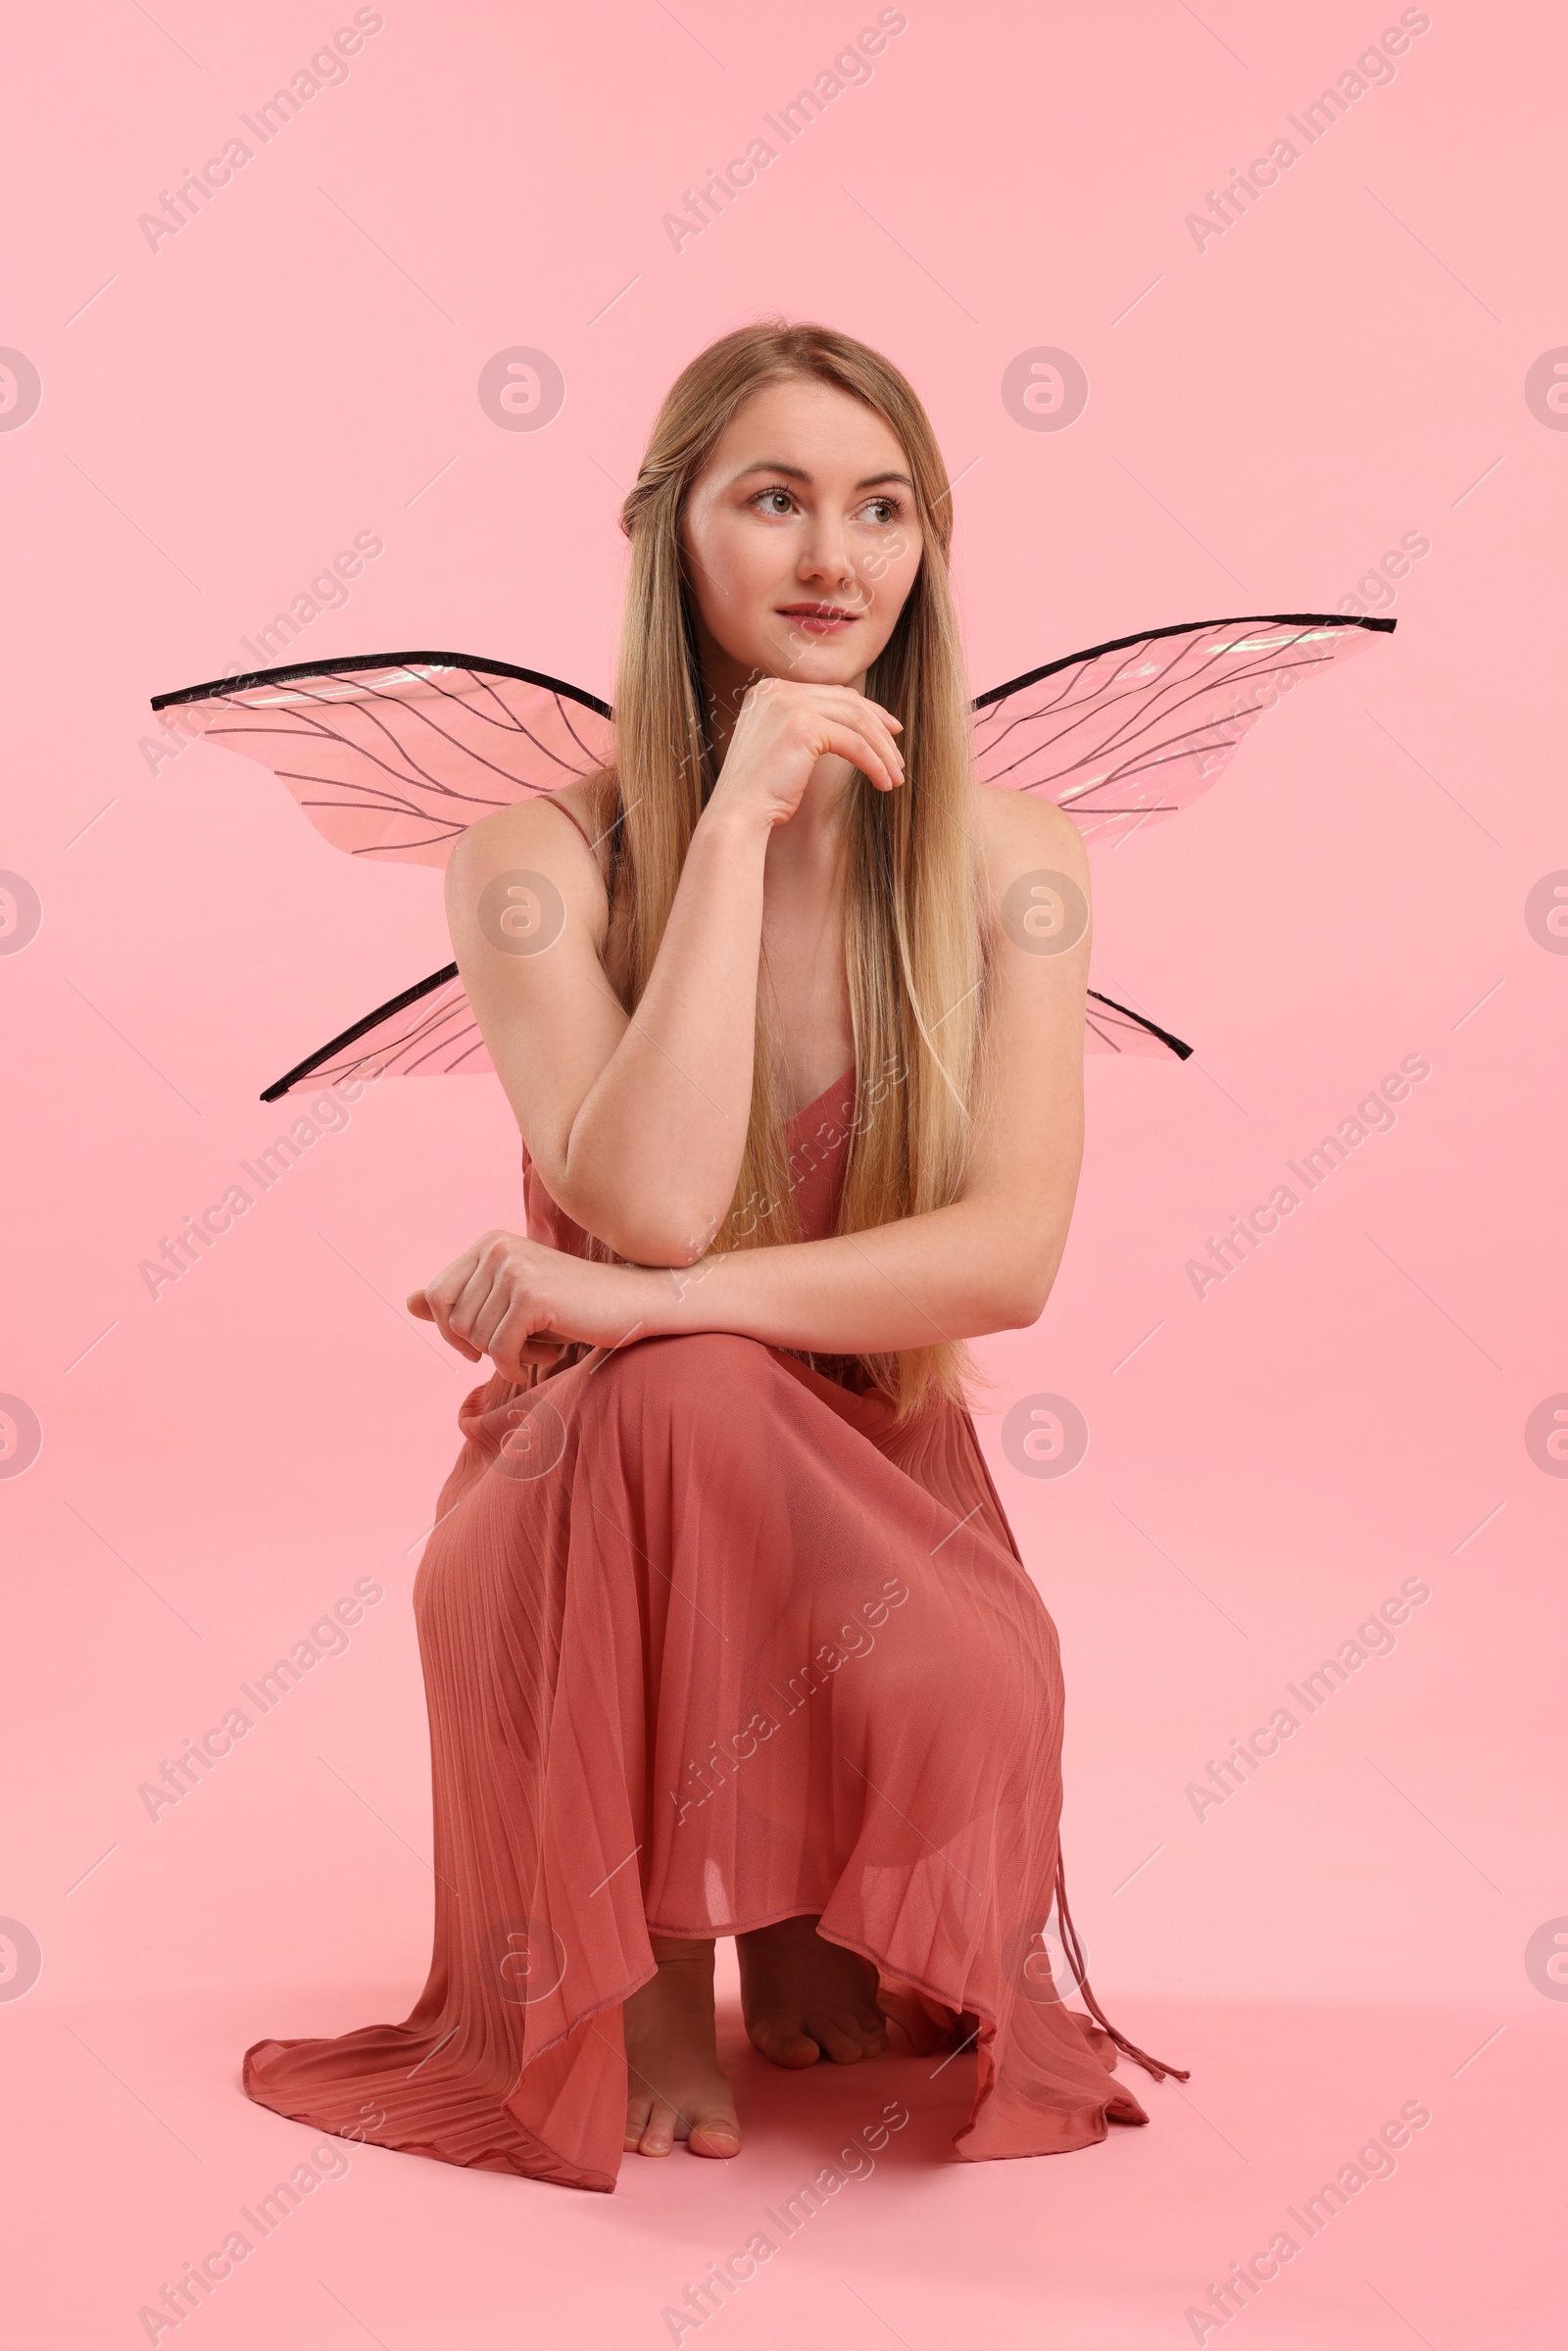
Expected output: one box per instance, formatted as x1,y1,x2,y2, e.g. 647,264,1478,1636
797,514,855,585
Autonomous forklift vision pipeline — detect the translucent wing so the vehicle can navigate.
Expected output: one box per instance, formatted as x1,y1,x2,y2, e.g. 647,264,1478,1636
972,612,1395,848
1083,989,1192,1061
151,648,612,1097
253,966,1189,1099
151,651,613,868
163,616,1393,1094
259,963,488,1102
973,612,1395,1058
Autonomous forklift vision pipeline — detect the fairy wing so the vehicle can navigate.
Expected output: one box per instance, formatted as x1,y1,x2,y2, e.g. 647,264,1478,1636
151,651,613,867
973,611,1395,844
157,613,1392,1095
1082,988,1192,1060
258,962,486,1102
151,649,611,1098
974,612,1396,1057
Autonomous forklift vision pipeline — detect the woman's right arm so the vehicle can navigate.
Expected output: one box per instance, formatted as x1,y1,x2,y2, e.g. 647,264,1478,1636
444,679,904,1267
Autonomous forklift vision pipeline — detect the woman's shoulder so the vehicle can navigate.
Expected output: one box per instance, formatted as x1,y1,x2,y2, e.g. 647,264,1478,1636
448,776,615,893
444,779,616,961
970,779,1090,884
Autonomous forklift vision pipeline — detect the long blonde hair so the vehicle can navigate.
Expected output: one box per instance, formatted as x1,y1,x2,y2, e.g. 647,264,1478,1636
594,321,992,1419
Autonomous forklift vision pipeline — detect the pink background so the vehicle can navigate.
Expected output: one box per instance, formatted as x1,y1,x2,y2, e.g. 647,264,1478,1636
2,1,1562,2343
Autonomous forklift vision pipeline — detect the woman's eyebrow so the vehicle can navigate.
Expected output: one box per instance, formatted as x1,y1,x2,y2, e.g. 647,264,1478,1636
730,459,811,484
727,461,915,491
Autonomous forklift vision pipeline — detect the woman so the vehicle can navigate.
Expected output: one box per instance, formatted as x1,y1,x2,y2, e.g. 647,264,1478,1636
243,320,1178,2190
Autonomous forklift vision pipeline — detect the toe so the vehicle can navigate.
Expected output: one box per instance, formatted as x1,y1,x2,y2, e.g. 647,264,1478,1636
687,2112,742,2159
751,2016,822,2069
637,2098,680,2156
624,2089,654,2152
809,2014,870,2065
844,2002,888,2053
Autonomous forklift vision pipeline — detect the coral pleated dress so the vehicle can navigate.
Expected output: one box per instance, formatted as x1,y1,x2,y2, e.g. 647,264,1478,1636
243,1072,1165,2189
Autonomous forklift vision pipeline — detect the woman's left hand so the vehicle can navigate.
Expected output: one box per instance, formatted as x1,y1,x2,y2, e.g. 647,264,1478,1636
407,1231,662,1379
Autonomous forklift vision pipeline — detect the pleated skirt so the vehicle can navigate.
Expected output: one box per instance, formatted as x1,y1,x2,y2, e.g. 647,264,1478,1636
243,1331,1151,2189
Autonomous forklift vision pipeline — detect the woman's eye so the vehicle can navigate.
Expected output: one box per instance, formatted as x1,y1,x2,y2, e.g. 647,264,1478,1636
756,488,795,515
861,499,899,525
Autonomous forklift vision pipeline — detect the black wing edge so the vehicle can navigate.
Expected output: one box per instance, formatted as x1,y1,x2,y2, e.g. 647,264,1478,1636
262,961,459,1101
1088,989,1192,1059
151,651,613,718
971,611,1396,711
264,970,1192,1102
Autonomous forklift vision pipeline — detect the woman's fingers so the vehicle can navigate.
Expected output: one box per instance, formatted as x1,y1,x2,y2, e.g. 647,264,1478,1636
717,678,909,816
406,1243,495,1360
762,678,902,732
852,717,906,782
819,720,902,793
426,1324,483,1362
484,1303,560,1380
848,693,905,749
408,1235,571,1375
742,678,906,782
813,692,905,787
408,1283,483,1358
453,1260,536,1361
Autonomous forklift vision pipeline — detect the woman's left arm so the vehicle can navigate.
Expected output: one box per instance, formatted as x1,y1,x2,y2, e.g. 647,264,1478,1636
410,791,1090,1371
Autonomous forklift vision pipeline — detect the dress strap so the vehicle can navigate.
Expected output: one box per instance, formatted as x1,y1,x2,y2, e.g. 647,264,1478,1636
537,792,600,857
1054,1850,1190,2083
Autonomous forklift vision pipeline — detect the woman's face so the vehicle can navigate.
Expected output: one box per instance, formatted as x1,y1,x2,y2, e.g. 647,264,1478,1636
679,377,925,696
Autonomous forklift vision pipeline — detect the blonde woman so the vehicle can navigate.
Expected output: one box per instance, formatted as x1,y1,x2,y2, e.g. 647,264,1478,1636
241,322,1180,2188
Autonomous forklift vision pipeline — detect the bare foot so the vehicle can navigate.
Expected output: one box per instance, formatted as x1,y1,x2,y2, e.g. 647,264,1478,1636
622,1936,742,2159
877,1984,961,2058
736,1914,889,2069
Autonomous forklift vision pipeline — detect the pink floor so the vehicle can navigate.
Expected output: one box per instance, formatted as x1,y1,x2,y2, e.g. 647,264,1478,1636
7,1974,1556,2348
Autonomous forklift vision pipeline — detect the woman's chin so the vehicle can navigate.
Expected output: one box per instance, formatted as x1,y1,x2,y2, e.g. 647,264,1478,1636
752,638,872,686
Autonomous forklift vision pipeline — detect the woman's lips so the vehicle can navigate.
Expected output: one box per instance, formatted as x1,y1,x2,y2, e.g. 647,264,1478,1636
778,605,858,635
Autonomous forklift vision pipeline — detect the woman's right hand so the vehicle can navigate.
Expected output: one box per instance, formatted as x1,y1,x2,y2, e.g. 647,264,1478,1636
707,676,905,831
